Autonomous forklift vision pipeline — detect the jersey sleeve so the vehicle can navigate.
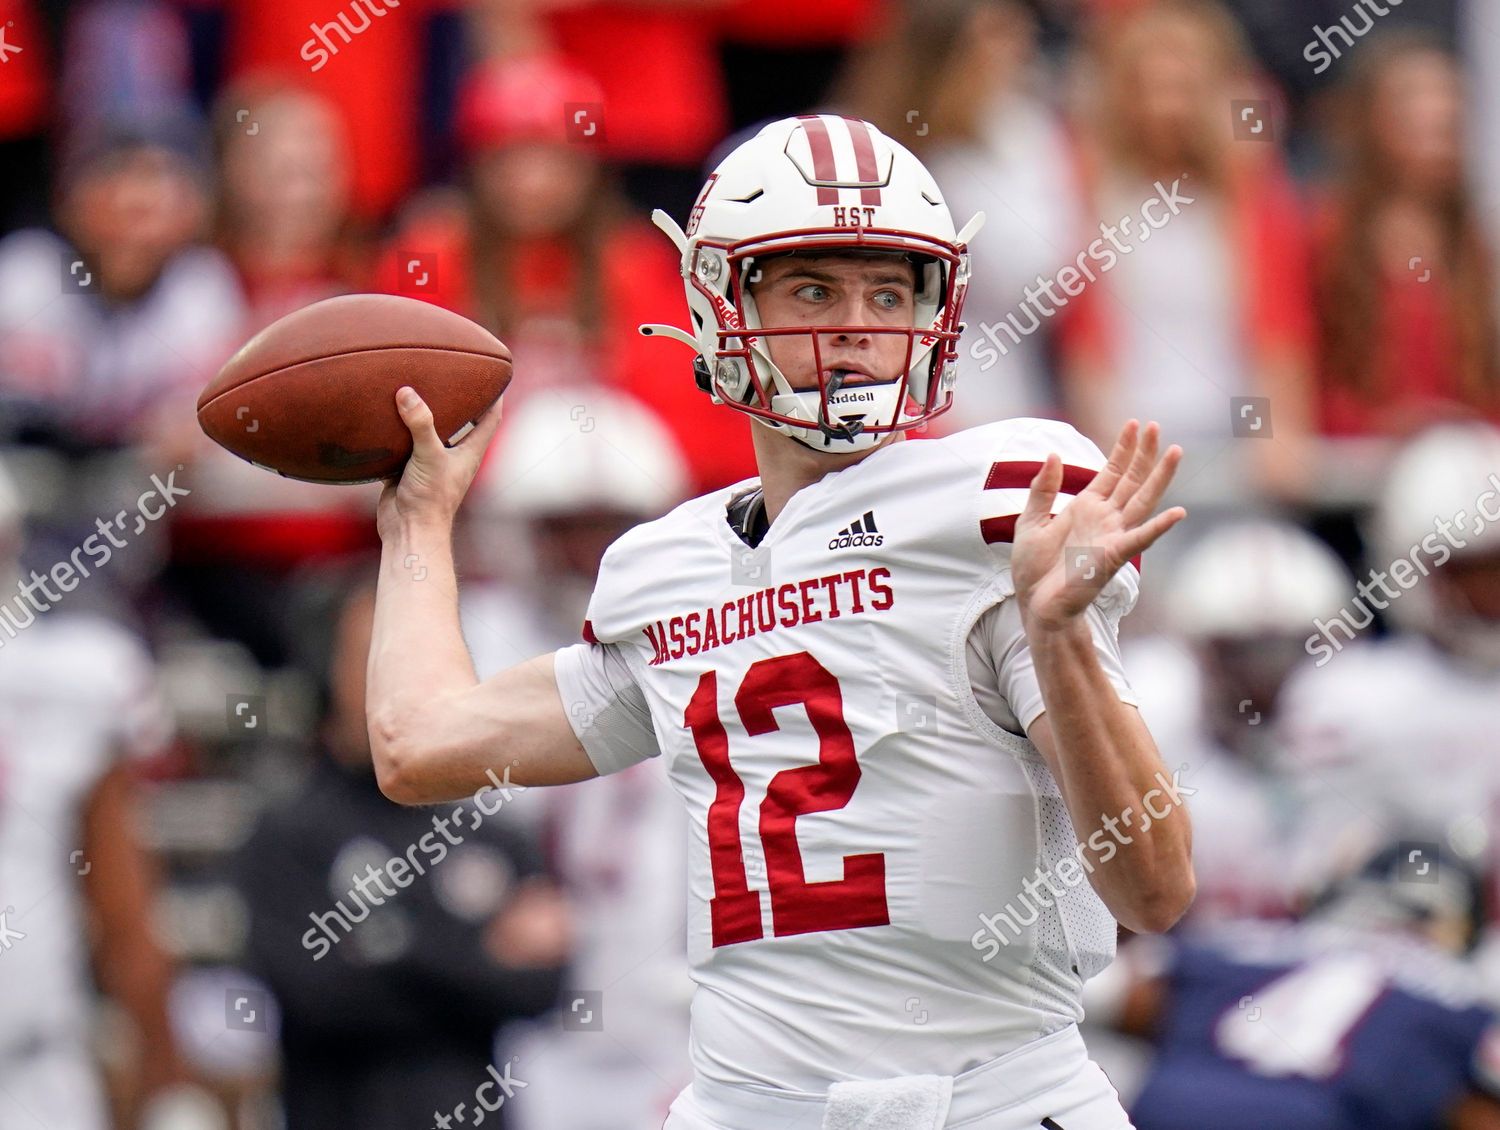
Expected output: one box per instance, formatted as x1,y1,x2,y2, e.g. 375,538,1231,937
965,595,1138,734
552,639,661,777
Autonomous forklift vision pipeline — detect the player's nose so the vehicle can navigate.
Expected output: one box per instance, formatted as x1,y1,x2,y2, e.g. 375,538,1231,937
823,298,878,339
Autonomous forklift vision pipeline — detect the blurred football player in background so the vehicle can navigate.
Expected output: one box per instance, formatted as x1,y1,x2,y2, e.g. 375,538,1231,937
1088,841,1500,1130
459,388,693,1130
1125,519,1353,921
235,574,569,1130
1279,421,1500,912
0,452,209,1130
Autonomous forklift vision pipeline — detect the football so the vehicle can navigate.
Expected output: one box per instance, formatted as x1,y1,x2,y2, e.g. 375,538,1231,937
197,293,512,484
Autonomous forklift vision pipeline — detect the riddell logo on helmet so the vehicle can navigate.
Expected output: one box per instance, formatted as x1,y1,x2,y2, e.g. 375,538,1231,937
830,511,883,550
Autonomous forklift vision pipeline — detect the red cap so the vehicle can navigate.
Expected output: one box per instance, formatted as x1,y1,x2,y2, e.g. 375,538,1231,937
455,54,606,154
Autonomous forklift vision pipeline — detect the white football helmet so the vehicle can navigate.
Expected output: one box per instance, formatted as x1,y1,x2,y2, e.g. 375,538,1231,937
1166,519,1353,640
1372,421,1500,666
472,388,688,520
641,115,984,453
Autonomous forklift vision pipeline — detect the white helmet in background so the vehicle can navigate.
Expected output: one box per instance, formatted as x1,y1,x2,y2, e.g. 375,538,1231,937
641,114,984,453
472,388,689,520
1372,421,1500,665
1166,519,1353,640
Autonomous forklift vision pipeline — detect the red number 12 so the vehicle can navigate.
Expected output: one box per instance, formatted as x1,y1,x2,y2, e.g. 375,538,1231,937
684,651,889,947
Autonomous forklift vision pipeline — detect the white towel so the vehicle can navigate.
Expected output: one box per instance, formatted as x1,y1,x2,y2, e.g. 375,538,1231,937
821,1073,954,1130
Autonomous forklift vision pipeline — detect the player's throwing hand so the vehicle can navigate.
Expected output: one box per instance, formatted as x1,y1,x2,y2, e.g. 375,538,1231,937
1012,419,1186,629
376,386,504,538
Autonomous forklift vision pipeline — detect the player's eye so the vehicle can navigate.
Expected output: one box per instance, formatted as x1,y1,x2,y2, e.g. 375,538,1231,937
872,290,905,310
794,284,830,302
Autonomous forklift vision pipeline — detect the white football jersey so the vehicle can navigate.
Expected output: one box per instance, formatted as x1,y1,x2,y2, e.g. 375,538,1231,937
1276,633,1500,895
0,613,172,1127
553,418,1140,1093
1122,636,1299,921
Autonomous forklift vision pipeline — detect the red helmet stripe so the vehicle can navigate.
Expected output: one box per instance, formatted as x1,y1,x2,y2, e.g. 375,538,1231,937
842,116,883,206
797,114,841,206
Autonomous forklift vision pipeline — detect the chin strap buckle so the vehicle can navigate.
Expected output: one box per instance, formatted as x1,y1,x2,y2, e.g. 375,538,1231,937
816,370,862,444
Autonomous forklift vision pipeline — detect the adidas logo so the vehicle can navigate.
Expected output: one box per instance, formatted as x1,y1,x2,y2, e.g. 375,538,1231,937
829,511,884,550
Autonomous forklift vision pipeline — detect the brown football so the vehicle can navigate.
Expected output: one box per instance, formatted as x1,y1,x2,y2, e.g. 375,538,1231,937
197,293,512,484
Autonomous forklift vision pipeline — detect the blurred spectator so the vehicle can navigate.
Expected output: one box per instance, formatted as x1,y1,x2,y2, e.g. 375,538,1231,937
1089,842,1500,1130
223,0,428,222
1278,422,1500,909
839,0,1079,427
376,53,755,495
236,573,569,1130
479,0,732,222
1312,34,1500,437
1059,0,1317,502
0,112,242,456
154,79,378,668
1124,519,1353,922
211,78,359,328
460,388,693,1130
0,450,205,1130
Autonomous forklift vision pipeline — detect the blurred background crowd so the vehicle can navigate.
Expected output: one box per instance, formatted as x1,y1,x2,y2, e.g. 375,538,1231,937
3,0,1500,1127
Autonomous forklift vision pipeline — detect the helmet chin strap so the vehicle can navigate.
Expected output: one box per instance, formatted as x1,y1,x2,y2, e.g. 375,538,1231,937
769,377,906,453
814,369,863,443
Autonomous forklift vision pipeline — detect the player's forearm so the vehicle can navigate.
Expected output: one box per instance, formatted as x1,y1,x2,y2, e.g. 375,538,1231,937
1024,613,1195,934
368,517,599,802
368,514,480,799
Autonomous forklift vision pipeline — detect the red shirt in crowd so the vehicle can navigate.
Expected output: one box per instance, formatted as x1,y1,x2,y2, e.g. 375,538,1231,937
1312,204,1500,436
546,3,727,168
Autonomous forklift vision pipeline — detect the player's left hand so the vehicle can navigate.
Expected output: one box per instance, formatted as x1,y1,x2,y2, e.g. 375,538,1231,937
1012,420,1186,629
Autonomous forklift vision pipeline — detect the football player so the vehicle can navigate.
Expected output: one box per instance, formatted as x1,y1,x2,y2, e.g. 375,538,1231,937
1087,842,1500,1130
0,452,200,1129
459,389,694,1130
366,116,1194,1129
1277,421,1500,907
1123,519,1353,922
